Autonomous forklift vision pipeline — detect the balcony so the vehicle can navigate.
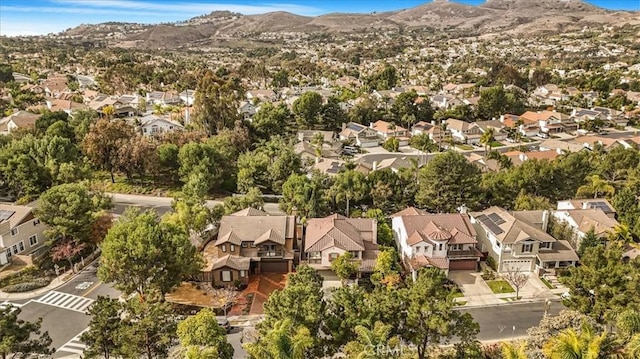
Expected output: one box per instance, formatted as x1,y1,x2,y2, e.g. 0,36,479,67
258,250,283,258
447,248,483,259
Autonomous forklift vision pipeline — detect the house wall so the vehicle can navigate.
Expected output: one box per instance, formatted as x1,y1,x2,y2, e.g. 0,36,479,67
0,217,47,265
141,120,180,136
211,267,248,287
320,247,346,267
392,217,412,259
411,243,433,257
217,243,241,257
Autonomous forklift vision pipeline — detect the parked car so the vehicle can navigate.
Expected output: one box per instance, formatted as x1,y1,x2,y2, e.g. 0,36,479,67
217,316,232,332
536,132,549,139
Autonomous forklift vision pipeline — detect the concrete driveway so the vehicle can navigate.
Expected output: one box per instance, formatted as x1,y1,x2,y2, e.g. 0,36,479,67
449,271,494,297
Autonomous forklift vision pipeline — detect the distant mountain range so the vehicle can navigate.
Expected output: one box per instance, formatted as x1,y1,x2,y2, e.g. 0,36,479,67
58,0,640,50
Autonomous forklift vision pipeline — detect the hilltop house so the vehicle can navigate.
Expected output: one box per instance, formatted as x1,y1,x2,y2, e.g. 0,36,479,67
200,208,298,287
471,207,578,274
138,114,184,136
0,204,48,266
392,208,482,278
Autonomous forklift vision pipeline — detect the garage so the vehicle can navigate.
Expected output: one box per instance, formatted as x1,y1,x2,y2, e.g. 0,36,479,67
501,259,533,273
261,260,289,273
449,259,478,271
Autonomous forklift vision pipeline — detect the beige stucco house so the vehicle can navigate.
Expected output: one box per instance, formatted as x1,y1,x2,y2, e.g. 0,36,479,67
0,204,48,265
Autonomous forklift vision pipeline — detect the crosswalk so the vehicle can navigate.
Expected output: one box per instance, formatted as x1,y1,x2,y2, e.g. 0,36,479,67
56,329,88,357
33,291,94,313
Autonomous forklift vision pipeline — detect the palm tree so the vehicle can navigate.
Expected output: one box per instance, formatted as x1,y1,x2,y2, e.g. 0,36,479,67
625,334,640,359
543,322,607,359
344,321,399,359
480,128,495,156
501,341,528,359
609,224,634,243
576,175,616,199
244,319,313,359
438,121,448,152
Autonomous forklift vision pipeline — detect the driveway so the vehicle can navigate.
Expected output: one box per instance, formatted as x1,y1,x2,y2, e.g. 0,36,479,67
449,271,494,297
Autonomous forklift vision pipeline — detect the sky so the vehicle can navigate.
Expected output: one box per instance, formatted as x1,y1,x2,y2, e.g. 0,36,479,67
1,0,639,36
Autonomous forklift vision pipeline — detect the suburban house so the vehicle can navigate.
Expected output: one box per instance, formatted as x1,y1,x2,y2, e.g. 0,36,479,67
499,113,540,137
476,120,508,141
179,90,196,106
538,139,588,154
147,91,181,106
246,89,277,102
370,120,410,141
555,199,619,241
339,122,380,148
138,114,184,136
0,111,40,134
303,214,379,278
392,207,482,277
0,204,48,266
520,110,577,134
470,207,579,274
238,101,257,120
200,208,298,287
445,118,482,144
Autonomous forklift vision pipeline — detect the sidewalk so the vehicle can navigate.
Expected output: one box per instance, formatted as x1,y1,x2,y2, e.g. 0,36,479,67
228,314,264,327
0,256,100,301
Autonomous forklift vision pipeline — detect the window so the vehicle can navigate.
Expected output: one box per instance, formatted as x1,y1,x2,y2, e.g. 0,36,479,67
309,252,321,259
540,242,552,250
18,242,24,252
329,253,339,262
438,243,443,251
240,270,246,278
250,242,256,248
10,228,18,236
221,271,231,282
450,244,462,251
33,219,40,226
29,235,37,246
221,244,226,252
241,242,248,248
522,243,533,253
230,244,235,252
6,249,11,258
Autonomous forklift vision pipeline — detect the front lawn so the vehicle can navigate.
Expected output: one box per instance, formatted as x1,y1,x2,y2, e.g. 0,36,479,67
486,280,515,294
456,144,474,150
489,141,504,148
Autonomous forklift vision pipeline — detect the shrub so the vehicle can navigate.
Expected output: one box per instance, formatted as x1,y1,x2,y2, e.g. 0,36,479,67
486,256,497,271
2,278,52,292
481,267,496,281
0,266,40,287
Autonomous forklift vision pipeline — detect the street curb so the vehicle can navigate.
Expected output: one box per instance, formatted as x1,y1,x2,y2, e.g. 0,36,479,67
457,296,561,309
0,256,101,301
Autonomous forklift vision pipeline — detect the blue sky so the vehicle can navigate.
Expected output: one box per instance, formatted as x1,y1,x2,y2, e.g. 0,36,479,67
1,0,638,36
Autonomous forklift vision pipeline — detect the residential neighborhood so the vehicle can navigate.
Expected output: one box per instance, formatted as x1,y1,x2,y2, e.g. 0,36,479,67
1,0,640,358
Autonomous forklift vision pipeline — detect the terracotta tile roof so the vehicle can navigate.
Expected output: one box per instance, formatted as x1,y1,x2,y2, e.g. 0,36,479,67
391,207,427,217
400,213,477,246
304,215,376,252
523,151,559,161
371,120,407,134
411,254,449,270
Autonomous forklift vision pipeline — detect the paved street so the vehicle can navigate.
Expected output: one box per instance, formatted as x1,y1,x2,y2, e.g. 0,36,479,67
109,192,281,216
460,300,565,341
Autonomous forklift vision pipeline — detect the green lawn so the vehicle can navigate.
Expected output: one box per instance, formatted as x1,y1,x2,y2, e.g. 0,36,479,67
486,280,515,294
452,291,464,298
489,141,504,148
457,144,474,150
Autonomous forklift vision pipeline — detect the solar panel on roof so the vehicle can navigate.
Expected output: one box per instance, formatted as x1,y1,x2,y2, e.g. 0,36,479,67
0,210,15,221
347,124,364,131
487,213,506,225
477,214,504,235
589,202,612,212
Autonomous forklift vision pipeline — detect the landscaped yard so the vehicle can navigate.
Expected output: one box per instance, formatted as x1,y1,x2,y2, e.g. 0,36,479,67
456,144,474,150
489,141,504,147
486,280,515,294
541,277,555,289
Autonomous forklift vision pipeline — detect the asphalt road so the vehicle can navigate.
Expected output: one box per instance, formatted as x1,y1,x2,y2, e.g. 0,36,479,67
460,300,565,341
109,193,282,216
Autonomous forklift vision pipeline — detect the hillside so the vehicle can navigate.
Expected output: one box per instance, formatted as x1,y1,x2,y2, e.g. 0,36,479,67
56,0,638,49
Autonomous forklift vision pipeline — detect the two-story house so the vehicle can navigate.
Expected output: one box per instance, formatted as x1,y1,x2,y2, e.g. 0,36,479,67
445,118,482,144
0,204,48,265
201,208,297,287
304,214,379,279
391,207,482,278
339,122,380,148
371,120,409,141
520,110,577,134
138,114,184,136
554,199,619,240
471,207,578,274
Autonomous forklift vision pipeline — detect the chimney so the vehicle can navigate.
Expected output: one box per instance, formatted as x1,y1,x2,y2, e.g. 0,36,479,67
372,161,378,171
457,204,468,214
370,122,374,128
542,210,550,232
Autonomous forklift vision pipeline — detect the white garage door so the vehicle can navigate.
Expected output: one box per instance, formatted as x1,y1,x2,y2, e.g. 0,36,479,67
501,260,532,272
